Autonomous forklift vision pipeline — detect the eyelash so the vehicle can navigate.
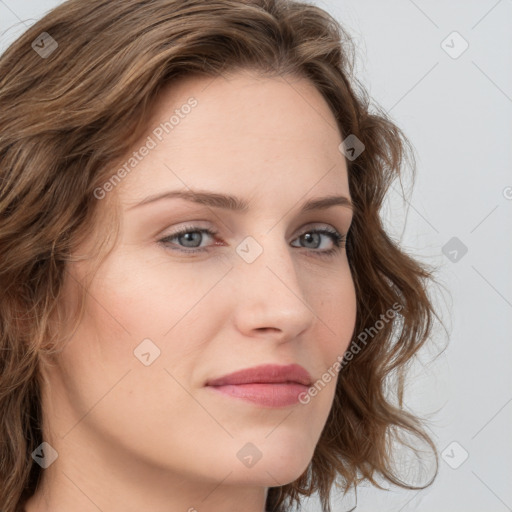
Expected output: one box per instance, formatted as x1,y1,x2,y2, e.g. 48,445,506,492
158,224,347,258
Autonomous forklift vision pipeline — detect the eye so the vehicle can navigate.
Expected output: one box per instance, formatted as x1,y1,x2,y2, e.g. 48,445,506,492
290,226,346,257
158,224,347,256
158,225,220,254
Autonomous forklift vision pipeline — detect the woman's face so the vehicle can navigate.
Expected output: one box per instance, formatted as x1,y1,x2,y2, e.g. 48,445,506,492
45,70,356,504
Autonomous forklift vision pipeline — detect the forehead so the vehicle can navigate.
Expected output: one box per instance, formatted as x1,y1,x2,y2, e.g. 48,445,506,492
115,70,349,207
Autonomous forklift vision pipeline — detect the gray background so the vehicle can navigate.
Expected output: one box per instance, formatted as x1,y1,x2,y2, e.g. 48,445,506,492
1,1,511,511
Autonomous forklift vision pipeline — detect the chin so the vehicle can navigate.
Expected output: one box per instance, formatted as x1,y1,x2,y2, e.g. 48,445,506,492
228,441,314,487
228,464,310,488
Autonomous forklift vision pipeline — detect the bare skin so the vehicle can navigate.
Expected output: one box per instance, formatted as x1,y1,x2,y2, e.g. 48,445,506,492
24,69,356,512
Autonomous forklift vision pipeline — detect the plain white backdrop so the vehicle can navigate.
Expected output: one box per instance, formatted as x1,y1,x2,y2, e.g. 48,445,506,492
1,1,511,511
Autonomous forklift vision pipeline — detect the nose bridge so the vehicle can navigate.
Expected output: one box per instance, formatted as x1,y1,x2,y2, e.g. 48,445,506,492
231,229,315,337
237,229,299,290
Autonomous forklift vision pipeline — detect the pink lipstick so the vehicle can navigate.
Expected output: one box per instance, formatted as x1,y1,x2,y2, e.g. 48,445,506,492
205,363,312,408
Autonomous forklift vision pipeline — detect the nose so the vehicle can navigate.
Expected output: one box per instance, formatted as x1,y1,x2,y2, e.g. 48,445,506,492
229,233,316,343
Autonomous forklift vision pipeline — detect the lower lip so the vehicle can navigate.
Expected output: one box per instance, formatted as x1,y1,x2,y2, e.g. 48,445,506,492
206,383,310,407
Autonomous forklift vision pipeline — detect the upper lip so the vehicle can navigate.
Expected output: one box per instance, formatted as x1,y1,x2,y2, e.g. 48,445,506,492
205,363,313,387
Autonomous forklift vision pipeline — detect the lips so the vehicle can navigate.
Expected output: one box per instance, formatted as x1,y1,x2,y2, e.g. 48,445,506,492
205,364,313,408
205,363,313,387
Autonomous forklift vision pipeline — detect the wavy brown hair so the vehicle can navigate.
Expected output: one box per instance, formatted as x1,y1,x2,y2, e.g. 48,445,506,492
0,0,444,511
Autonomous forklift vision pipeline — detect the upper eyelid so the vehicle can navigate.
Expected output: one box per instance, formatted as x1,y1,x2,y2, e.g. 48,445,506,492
164,219,347,235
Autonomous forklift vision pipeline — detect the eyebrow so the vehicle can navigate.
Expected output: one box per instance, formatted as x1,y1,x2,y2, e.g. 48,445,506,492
127,189,353,214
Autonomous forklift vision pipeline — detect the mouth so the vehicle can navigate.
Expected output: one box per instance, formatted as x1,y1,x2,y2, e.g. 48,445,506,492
205,363,313,408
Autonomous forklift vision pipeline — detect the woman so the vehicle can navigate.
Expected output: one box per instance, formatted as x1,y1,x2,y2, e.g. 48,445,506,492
0,1,441,511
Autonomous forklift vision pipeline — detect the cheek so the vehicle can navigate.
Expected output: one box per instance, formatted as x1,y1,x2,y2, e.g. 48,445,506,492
85,250,230,343
65,251,235,411
295,267,356,416
310,265,357,359
52,256,221,447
